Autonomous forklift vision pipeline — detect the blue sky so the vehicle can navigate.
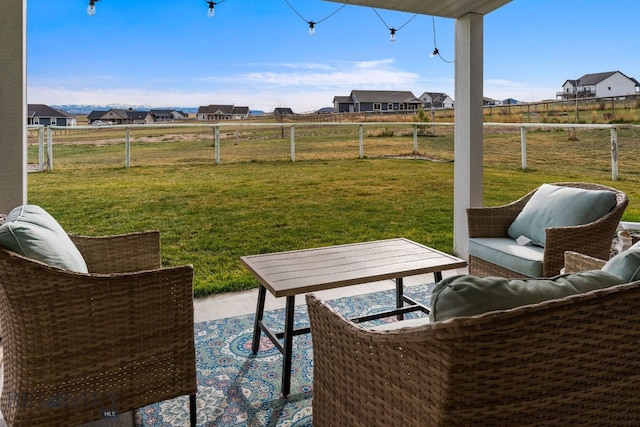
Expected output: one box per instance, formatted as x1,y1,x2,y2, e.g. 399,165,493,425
27,0,639,112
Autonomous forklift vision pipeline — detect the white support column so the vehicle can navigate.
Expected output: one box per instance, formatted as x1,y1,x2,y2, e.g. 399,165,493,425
0,0,27,212
453,13,484,260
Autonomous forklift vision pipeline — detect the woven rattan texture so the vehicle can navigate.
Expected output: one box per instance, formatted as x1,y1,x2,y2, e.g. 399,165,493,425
564,251,608,272
0,231,197,427
467,182,627,277
307,280,640,426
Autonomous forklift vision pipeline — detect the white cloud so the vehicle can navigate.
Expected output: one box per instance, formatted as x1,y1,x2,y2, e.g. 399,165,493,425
28,58,428,112
484,79,558,103
204,58,421,89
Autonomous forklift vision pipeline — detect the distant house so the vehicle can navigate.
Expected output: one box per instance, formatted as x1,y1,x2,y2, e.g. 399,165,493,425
418,92,454,109
27,104,75,126
557,71,640,100
127,110,154,124
274,107,295,115
196,105,250,121
333,90,422,113
500,98,519,105
333,96,353,113
483,97,497,106
88,108,153,125
87,110,108,124
151,109,187,122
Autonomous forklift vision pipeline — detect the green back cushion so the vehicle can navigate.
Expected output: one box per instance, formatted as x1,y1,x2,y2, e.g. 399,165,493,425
0,205,88,273
507,184,617,246
429,270,625,322
602,241,640,282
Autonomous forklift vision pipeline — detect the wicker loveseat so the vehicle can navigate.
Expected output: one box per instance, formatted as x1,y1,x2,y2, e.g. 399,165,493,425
306,253,640,426
467,182,627,278
0,226,197,426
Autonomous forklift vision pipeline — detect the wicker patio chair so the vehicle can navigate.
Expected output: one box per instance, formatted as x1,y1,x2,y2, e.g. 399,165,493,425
467,182,627,278
564,250,608,272
0,231,197,427
306,282,640,427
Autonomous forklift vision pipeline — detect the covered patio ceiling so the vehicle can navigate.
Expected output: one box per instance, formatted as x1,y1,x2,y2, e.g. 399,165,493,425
324,0,512,18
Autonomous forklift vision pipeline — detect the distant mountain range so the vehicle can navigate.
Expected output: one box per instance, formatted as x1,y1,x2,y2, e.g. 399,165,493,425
51,104,200,115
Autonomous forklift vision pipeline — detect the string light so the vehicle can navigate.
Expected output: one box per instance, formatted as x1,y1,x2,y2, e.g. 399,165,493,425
431,16,454,63
372,8,417,42
87,0,100,16
206,0,225,18
284,0,346,37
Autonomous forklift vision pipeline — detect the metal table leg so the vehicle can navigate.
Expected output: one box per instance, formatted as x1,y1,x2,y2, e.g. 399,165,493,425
396,277,404,320
281,295,296,397
434,271,443,283
251,285,267,354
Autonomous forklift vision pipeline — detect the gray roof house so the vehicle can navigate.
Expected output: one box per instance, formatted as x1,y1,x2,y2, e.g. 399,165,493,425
274,107,295,115
333,96,353,113
151,109,187,122
418,92,454,109
333,90,422,113
557,71,640,100
87,109,154,125
197,105,250,121
87,110,108,124
27,104,75,127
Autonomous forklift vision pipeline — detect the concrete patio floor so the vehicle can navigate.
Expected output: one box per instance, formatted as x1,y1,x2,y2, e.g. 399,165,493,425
0,267,467,426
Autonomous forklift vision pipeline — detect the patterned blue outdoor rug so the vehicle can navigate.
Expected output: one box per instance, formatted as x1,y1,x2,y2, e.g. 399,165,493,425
136,283,435,427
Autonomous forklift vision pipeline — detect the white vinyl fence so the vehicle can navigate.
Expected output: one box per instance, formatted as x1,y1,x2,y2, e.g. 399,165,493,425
28,122,640,181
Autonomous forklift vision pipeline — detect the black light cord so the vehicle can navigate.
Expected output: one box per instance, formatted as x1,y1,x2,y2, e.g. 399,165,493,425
431,16,454,63
371,8,417,32
283,0,347,33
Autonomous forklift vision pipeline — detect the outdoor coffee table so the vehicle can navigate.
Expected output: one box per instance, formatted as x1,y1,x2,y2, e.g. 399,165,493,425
240,238,467,397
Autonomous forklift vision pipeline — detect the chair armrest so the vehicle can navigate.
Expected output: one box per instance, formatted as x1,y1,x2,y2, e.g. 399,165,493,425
564,251,607,273
69,231,162,273
467,190,534,238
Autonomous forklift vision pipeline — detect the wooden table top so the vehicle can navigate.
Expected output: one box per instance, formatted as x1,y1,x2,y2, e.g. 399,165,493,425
240,238,467,297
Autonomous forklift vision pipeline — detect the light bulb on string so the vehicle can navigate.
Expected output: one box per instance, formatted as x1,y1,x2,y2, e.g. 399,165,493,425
87,0,100,16
389,28,396,42
283,1,346,39
207,1,215,18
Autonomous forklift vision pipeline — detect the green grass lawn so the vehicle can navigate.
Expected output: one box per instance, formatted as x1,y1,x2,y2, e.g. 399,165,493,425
26,125,640,296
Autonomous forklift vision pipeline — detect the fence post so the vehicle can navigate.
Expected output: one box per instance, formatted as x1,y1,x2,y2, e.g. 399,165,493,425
46,127,53,171
359,125,364,158
38,126,44,171
611,126,618,181
290,125,295,162
214,125,220,165
520,126,527,170
413,125,418,155
125,127,131,168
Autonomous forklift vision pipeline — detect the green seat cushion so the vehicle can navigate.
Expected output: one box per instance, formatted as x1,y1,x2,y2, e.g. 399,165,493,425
429,270,625,322
469,237,544,277
0,205,88,273
602,241,640,282
507,184,617,246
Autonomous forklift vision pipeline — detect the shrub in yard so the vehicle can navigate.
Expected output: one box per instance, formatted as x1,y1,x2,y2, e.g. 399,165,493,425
367,127,395,137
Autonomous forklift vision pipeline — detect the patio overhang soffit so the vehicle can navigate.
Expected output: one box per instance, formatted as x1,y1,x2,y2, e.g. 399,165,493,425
323,0,511,19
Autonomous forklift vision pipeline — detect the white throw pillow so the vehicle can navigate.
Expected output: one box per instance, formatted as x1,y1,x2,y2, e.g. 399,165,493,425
0,205,88,273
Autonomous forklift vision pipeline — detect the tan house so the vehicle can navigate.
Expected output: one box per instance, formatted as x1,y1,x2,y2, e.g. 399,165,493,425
197,105,250,121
